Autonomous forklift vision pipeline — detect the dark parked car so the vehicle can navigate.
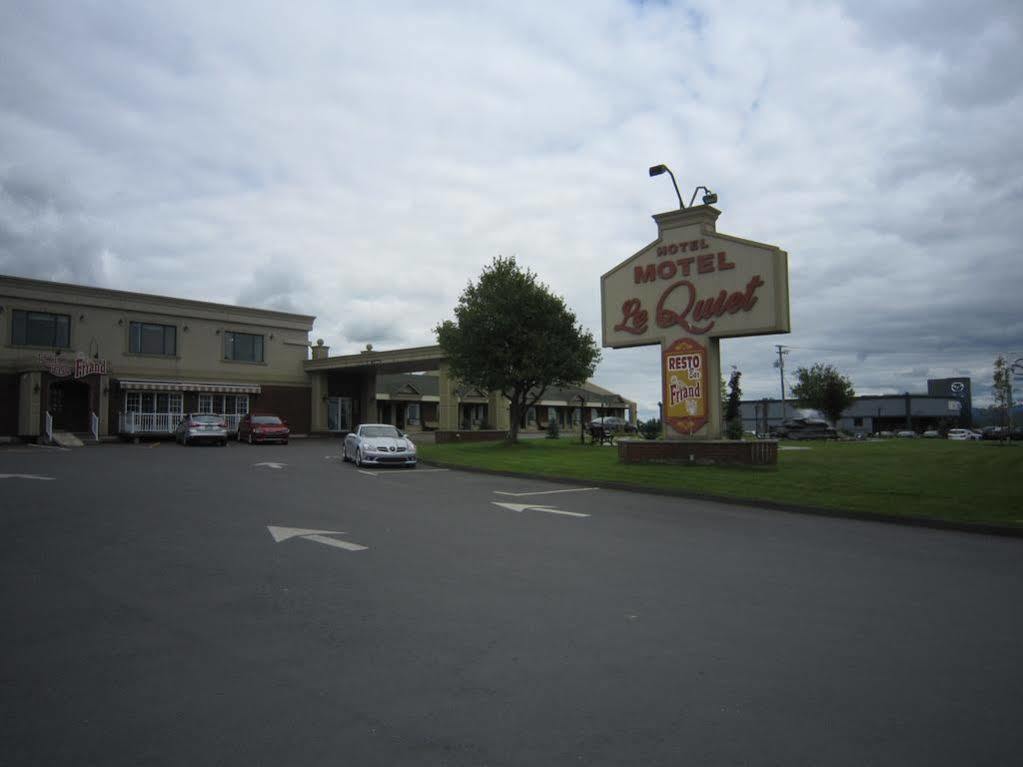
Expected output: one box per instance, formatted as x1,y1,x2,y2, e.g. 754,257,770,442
237,414,290,444
588,416,637,434
981,426,1023,441
770,418,838,440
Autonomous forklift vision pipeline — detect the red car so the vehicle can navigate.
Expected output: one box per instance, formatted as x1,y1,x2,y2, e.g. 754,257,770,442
238,414,290,444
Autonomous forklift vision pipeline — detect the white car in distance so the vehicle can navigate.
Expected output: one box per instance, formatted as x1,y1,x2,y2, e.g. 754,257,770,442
343,423,418,468
947,428,982,441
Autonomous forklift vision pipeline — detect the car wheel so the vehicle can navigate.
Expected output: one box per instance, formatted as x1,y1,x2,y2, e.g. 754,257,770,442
182,435,188,446
248,433,253,445
356,448,363,467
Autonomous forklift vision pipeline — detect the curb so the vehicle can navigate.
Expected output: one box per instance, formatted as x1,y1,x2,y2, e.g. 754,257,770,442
419,460,1023,539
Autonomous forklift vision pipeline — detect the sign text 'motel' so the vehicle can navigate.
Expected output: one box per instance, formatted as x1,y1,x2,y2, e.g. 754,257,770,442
600,206,790,440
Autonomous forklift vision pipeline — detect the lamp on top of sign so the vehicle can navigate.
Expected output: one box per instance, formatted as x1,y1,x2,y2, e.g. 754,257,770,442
600,174,791,440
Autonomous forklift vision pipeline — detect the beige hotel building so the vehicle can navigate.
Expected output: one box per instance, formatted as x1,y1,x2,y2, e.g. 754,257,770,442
0,274,635,443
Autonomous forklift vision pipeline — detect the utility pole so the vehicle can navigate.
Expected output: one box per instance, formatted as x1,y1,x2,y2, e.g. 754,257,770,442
774,345,789,421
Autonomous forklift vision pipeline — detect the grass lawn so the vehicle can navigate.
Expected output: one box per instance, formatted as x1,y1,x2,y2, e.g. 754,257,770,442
417,437,1023,528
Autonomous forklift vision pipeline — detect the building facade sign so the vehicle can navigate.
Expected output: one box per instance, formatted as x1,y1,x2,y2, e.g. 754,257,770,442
601,206,790,439
38,353,111,379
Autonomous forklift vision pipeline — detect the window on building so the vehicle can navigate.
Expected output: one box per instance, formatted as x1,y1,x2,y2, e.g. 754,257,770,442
11,310,70,348
130,322,176,356
527,407,536,424
199,394,250,414
853,417,863,427
407,403,420,425
224,331,264,362
124,391,182,414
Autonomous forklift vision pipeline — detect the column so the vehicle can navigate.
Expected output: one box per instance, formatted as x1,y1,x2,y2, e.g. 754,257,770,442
309,371,327,432
360,371,377,428
18,371,41,437
437,362,459,430
98,374,110,436
488,390,510,430
704,337,723,439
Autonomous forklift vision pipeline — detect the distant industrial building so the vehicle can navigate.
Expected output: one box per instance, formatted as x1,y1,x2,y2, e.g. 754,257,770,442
739,377,972,436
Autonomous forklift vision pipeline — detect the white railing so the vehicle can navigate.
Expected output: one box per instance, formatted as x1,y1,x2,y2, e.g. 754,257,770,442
90,411,99,442
44,411,53,444
118,412,243,434
119,412,178,434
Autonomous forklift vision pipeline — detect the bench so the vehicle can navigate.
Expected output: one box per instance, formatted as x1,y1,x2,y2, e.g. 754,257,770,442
588,424,615,446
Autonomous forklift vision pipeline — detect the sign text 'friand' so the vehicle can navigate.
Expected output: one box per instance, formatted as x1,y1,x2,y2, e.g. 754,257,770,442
38,353,111,379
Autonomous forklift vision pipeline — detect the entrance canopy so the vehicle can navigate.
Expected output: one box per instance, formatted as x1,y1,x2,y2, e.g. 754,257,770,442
304,344,444,375
117,379,262,394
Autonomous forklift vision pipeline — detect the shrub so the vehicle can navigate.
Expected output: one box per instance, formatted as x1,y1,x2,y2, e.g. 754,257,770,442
546,419,560,439
639,418,662,440
726,417,744,440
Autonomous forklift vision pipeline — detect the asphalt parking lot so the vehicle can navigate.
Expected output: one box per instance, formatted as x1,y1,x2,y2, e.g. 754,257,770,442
2,438,1022,766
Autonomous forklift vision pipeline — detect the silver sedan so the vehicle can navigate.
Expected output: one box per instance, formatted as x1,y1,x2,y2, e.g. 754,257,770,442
174,414,228,446
342,423,417,468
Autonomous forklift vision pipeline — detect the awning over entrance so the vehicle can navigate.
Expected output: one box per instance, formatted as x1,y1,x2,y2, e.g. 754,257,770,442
117,379,262,394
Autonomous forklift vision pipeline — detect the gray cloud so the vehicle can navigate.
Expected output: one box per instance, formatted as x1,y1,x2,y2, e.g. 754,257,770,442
1,1,1020,414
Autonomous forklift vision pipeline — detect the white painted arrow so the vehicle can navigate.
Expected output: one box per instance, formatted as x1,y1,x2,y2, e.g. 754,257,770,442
267,526,368,551
491,502,589,518
0,473,55,481
253,462,286,469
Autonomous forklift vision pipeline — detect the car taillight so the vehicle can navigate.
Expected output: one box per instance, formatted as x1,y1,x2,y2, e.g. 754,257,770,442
188,421,200,428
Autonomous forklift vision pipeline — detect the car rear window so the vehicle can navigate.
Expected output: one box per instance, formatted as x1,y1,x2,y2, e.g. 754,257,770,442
252,416,282,424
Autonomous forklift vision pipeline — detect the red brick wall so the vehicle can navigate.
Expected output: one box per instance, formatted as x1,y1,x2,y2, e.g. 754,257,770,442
256,385,311,434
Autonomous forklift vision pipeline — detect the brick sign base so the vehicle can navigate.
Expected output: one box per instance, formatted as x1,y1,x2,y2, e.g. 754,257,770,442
618,439,778,467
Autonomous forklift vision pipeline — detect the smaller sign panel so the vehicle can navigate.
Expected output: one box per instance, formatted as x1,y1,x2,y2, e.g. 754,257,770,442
663,337,707,434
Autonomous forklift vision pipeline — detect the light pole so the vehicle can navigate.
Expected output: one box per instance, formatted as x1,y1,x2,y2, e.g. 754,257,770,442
774,345,789,419
648,165,683,208
648,165,718,210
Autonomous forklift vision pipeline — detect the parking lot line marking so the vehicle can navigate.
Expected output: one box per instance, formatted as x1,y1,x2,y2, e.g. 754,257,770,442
494,487,599,497
0,473,55,481
149,442,160,448
357,469,379,477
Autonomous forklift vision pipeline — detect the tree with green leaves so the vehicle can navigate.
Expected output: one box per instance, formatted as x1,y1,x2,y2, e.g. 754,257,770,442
790,363,856,427
725,368,743,439
436,256,600,442
992,355,1013,427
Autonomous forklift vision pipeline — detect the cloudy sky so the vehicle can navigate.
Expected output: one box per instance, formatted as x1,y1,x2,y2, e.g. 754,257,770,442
2,0,1020,416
